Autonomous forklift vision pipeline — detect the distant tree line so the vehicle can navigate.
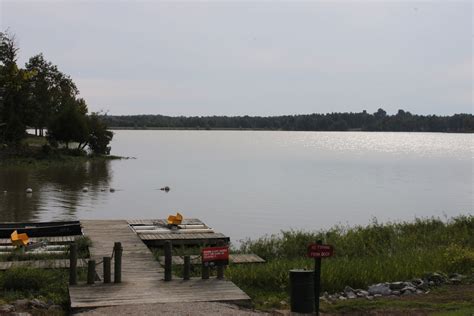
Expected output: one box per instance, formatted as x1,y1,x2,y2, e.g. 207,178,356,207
103,108,473,133
0,31,113,155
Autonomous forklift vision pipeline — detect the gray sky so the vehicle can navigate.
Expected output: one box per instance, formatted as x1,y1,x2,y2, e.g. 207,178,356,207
1,1,472,116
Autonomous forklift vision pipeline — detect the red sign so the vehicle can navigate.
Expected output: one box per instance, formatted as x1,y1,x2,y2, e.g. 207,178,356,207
308,244,334,258
202,246,229,266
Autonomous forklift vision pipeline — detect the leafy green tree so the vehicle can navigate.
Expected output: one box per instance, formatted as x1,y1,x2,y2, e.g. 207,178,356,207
47,102,88,148
0,31,32,144
86,113,114,155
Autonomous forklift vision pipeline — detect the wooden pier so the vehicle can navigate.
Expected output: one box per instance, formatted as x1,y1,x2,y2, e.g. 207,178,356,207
69,220,250,310
128,218,230,247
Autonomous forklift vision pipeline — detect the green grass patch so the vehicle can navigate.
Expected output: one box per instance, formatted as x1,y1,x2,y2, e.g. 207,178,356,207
0,267,70,306
227,215,474,310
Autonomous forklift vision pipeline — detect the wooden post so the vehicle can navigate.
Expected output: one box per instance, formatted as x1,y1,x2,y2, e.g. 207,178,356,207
103,256,111,284
164,241,172,281
87,260,96,284
314,240,322,316
69,242,77,285
114,242,122,283
183,255,191,280
217,240,225,280
201,264,210,279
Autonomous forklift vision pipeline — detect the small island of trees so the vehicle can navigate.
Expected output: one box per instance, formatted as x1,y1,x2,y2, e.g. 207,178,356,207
0,31,113,158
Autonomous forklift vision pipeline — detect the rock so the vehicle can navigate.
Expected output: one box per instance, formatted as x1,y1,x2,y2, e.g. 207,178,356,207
416,289,424,294
338,296,347,300
401,286,416,293
450,277,462,284
13,299,30,309
279,300,286,305
411,278,424,287
425,272,448,285
25,188,33,193
449,273,464,279
82,187,88,192
366,296,374,300
368,283,392,296
392,290,401,296
389,282,405,290
48,305,62,311
12,312,32,316
344,286,357,299
402,291,414,296
30,299,48,309
374,294,382,298
0,304,15,313
356,290,369,297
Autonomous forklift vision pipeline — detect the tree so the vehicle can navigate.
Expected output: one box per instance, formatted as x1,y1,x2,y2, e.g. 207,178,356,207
47,102,88,148
86,113,114,155
0,31,32,144
25,53,79,136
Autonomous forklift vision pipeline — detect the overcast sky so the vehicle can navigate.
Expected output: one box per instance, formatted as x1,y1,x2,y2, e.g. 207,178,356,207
1,1,472,116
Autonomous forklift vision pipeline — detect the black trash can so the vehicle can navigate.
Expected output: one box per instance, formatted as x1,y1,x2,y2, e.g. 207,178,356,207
289,269,315,314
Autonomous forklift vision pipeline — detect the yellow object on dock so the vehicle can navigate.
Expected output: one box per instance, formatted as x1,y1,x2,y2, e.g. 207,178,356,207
11,230,29,247
167,212,183,225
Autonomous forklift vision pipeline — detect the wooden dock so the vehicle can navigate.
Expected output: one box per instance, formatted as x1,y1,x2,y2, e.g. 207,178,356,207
69,220,250,309
128,219,230,246
0,258,87,270
158,254,266,266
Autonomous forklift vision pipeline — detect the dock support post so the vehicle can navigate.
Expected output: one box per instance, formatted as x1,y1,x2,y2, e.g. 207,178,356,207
183,255,190,280
103,256,111,283
217,240,225,280
202,264,210,279
87,260,96,284
114,242,122,283
69,242,77,285
164,241,172,281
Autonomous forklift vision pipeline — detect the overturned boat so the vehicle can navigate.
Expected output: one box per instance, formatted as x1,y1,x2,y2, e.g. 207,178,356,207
0,221,82,238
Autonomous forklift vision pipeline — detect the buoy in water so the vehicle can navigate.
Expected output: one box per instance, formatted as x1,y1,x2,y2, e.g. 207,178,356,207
82,187,88,192
109,188,115,192
3,190,7,194
160,186,170,192
26,188,33,194
100,188,106,192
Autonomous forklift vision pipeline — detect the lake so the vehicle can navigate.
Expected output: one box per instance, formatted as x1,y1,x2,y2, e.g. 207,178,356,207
0,131,472,243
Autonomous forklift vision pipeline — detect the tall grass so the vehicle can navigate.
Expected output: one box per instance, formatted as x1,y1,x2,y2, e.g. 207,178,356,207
227,216,474,305
0,267,69,305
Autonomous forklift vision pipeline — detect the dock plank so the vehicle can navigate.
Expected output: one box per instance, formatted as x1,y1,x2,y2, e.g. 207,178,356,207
69,220,249,309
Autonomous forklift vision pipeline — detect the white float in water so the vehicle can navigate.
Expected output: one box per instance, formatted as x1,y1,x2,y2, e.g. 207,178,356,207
82,187,88,192
109,188,115,192
26,188,33,193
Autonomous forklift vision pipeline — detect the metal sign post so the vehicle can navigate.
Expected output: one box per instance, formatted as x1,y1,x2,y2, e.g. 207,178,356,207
307,240,334,316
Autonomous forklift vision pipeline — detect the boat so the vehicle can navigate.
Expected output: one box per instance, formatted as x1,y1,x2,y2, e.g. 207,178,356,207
0,221,82,238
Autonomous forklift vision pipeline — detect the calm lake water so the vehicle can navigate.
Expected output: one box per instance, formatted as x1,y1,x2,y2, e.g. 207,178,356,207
0,131,472,243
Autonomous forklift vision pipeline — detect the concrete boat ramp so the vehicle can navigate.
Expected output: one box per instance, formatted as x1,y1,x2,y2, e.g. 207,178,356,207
68,220,250,310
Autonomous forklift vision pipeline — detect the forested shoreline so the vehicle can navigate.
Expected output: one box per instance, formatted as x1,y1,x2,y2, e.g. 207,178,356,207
103,110,473,133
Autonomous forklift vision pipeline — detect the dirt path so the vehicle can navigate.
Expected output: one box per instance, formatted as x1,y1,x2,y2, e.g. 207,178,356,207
73,302,268,316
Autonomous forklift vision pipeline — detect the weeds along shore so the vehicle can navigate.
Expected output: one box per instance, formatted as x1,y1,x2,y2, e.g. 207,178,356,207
226,215,474,308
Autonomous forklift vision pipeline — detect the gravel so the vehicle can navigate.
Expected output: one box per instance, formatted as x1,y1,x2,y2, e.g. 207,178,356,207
73,302,268,316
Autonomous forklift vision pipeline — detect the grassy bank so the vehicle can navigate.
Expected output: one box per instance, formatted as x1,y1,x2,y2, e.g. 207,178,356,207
225,216,474,309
